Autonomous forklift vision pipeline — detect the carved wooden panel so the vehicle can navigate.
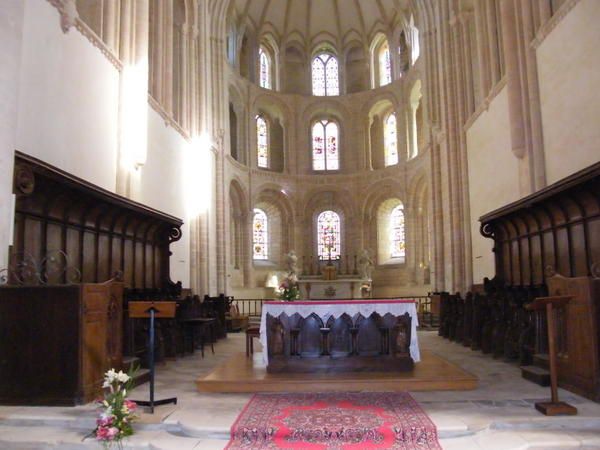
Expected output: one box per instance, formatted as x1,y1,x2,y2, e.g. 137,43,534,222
299,313,323,357
547,275,600,401
327,314,352,357
480,163,600,286
8,152,182,289
355,313,382,356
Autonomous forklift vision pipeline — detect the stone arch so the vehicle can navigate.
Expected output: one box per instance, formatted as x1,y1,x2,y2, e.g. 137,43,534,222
228,82,246,164
360,179,404,264
344,40,368,93
369,31,392,88
408,79,423,159
282,40,308,94
229,178,250,287
365,98,397,170
253,94,290,172
251,186,294,267
300,187,357,270
407,170,432,284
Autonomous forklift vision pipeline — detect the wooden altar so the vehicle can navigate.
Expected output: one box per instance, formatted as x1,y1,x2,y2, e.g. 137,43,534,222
260,300,419,373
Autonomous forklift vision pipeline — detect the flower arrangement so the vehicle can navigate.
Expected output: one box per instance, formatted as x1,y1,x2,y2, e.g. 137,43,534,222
278,272,300,301
91,368,138,449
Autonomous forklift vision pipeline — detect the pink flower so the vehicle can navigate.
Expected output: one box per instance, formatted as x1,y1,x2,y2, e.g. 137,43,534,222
106,427,119,440
96,425,119,441
95,426,110,441
96,416,114,427
124,400,137,411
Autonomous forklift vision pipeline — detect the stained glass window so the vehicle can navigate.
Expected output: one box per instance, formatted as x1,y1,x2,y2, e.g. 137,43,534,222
390,204,405,259
312,120,339,171
384,113,398,166
259,47,271,89
317,210,341,260
253,208,268,260
312,53,339,96
256,115,269,168
379,42,392,86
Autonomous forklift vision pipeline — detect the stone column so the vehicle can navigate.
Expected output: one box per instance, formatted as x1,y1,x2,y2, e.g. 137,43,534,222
0,1,25,272
485,0,500,86
163,1,174,115
102,0,119,53
409,102,419,159
116,0,149,199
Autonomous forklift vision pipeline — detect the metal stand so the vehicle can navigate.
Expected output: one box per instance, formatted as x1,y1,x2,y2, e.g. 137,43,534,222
131,304,177,414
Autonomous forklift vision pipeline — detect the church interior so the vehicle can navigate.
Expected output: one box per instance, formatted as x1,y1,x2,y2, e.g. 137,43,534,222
0,0,599,448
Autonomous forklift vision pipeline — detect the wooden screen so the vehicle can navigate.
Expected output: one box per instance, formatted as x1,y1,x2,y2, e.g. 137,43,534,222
480,162,600,286
8,151,183,289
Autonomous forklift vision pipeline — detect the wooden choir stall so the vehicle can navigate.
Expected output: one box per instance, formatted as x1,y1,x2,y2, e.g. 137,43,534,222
438,162,600,404
0,152,184,405
260,299,420,373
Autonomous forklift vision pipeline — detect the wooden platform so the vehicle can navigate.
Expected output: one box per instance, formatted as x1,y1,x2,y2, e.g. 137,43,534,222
196,350,477,393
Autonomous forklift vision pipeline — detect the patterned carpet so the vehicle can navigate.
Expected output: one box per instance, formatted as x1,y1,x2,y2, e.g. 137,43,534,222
226,392,441,449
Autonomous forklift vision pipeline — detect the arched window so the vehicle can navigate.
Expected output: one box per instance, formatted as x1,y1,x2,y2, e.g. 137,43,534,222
390,204,405,260
312,52,339,96
252,208,268,260
259,47,271,89
317,210,341,260
378,41,392,86
312,120,339,171
384,112,398,166
256,115,269,168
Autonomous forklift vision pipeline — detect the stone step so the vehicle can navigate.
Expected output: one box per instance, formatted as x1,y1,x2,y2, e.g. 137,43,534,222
521,364,551,387
122,356,151,388
533,352,549,369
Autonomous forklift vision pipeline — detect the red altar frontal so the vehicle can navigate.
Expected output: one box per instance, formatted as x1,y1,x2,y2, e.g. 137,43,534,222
259,299,419,374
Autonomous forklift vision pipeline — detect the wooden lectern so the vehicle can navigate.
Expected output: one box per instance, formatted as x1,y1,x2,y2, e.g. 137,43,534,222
526,295,577,416
129,301,178,413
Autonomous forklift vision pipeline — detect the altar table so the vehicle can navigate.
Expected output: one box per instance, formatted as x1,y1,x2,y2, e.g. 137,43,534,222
259,299,420,370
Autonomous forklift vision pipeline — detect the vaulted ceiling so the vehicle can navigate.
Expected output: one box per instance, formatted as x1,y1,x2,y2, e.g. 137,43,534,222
229,0,414,50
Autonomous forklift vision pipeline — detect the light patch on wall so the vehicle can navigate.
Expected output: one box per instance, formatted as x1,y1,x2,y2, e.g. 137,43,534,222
184,135,213,219
120,62,149,171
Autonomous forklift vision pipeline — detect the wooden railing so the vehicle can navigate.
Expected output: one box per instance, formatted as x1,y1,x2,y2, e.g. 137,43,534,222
230,295,435,328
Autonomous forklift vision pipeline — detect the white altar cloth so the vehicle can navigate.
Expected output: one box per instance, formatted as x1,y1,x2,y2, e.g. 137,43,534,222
259,299,420,364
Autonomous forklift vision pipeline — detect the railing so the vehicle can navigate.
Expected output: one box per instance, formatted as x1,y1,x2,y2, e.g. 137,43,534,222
230,295,437,328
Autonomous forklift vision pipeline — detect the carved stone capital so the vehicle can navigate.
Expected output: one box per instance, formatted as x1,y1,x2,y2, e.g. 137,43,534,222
47,0,78,33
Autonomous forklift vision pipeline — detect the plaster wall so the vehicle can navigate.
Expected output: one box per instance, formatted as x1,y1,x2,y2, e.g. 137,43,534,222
8,1,191,288
0,1,25,270
466,87,519,284
142,108,191,287
537,0,600,184
16,0,119,192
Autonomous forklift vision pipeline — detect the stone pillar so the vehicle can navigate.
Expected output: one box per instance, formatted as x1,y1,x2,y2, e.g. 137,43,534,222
116,0,149,199
0,1,25,272
485,0,500,86
409,102,419,159
102,0,119,53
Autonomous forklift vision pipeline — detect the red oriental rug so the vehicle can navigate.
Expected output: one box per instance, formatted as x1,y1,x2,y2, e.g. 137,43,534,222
225,392,442,450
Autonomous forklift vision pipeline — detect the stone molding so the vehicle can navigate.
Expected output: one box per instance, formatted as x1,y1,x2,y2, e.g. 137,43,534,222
47,0,77,33
531,0,582,50
47,0,123,72
148,95,191,141
74,19,123,72
463,76,507,132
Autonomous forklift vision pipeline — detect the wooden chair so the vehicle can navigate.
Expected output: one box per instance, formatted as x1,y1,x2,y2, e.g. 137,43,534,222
246,326,260,357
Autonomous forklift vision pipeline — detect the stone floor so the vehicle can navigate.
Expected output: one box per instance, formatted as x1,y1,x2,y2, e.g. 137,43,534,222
1,331,600,449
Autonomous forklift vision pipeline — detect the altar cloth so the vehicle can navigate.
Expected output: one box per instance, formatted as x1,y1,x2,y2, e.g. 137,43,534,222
259,299,420,364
